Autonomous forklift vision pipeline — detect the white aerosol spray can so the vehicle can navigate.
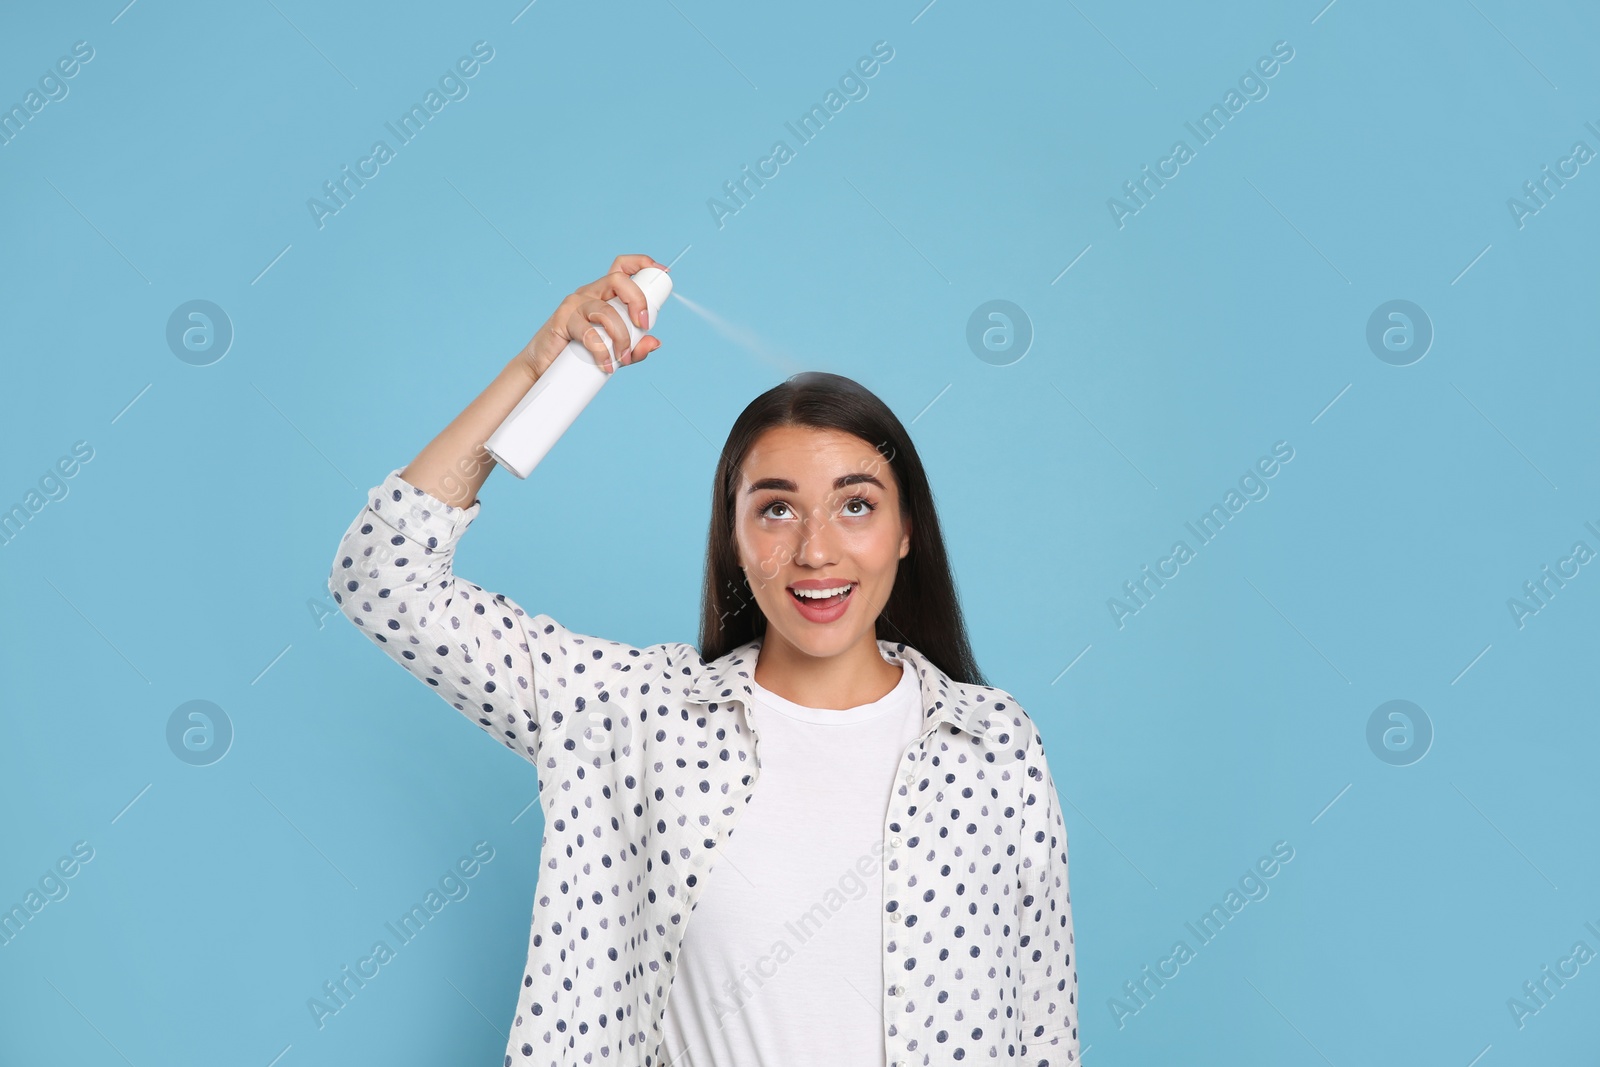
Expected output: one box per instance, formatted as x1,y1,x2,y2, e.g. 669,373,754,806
484,266,673,479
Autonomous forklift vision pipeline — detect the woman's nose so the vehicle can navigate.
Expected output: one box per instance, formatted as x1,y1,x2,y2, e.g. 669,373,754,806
796,509,840,565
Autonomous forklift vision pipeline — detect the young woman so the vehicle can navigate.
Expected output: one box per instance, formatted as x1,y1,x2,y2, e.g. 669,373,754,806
330,254,1079,1066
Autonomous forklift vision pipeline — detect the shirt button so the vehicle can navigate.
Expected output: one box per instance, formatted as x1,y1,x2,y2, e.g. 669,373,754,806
890,835,903,849
889,911,902,923
901,771,914,785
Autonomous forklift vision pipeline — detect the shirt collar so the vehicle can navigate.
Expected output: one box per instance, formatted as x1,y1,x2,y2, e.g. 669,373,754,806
683,634,994,740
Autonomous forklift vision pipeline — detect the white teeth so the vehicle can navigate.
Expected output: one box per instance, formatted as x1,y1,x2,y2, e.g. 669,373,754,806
791,584,852,599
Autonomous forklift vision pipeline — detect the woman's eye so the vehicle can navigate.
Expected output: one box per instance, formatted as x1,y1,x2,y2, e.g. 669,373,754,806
758,497,876,520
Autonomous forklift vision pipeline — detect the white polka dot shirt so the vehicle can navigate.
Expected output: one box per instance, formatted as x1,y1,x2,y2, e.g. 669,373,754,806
329,468,1080,1065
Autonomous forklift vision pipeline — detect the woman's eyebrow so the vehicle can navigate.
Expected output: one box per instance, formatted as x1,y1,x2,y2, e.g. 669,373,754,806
745,473,886,495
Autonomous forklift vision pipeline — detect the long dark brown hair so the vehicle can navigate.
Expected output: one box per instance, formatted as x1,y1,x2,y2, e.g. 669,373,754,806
697,371,988,687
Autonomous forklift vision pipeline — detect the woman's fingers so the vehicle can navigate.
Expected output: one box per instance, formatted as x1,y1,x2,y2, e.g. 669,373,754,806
627,335,661,364
515,256,669,381
569,299,633,373
579,257,667,333
540,256,669,375
611,269,653,331
579,268,651,334
614,331,662,369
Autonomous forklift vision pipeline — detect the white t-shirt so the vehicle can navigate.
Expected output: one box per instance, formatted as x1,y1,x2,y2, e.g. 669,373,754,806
660,657,924,1067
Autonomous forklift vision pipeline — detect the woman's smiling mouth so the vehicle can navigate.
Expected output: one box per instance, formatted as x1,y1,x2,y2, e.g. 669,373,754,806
787,580,856,622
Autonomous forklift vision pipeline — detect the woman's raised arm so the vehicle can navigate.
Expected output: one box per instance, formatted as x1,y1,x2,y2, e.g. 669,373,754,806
326,255,670,775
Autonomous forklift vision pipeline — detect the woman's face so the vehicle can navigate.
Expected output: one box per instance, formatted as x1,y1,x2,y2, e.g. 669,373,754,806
733,425,911,660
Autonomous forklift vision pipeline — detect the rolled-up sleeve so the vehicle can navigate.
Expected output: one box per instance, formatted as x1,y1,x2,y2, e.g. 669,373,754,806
1017,731,1080,1064
327,467,581,774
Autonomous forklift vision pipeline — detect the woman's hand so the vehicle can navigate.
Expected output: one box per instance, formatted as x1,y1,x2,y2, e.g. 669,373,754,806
513,254,670,380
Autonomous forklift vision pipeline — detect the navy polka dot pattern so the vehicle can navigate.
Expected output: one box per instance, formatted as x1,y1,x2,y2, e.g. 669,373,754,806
329,469,1079,1065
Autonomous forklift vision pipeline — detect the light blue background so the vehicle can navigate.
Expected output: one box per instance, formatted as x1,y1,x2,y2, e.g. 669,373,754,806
3,0,1597,1063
